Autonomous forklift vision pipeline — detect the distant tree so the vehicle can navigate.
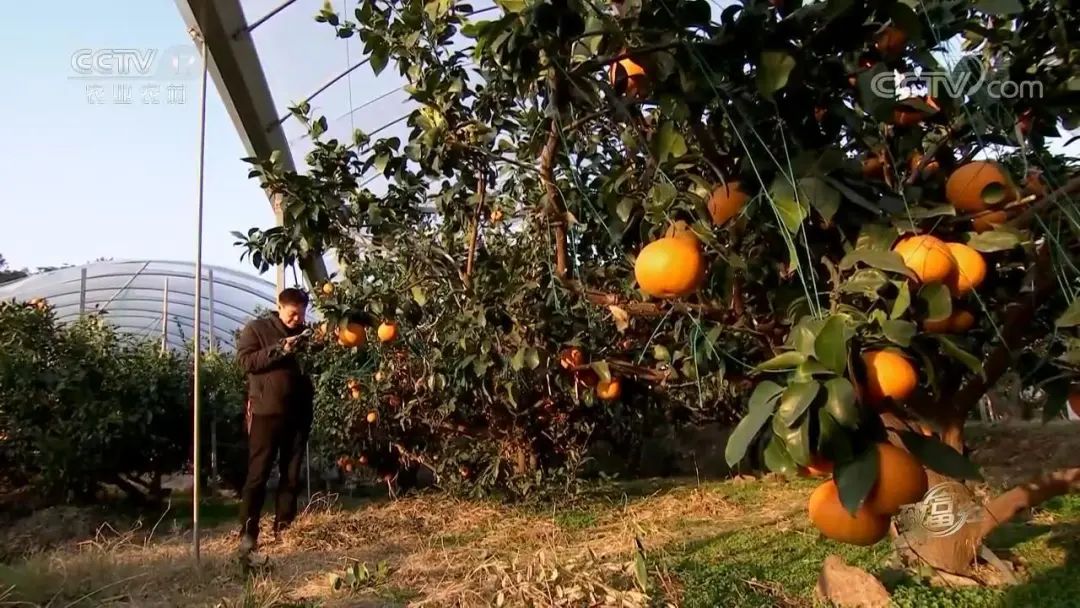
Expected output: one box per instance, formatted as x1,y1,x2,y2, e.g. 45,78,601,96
0,254,27,286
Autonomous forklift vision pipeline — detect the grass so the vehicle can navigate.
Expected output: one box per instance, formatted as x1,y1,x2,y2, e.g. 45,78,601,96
0,472,1076,606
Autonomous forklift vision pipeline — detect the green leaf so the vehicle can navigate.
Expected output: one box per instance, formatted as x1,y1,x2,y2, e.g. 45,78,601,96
788,318,826,355
633,550,648,593
590,361,612,383
793,360,832,383
899,432,984,480
763,434,800,475
776,381,821,427
882,320,917,347
776,412,812,466
975,0,1023,15
493,0,527,12
932,335,984,377
411,286,427,307
756,350,807,372
839,250,916,279
652,345,671,362
965,230,1022,252
524,347,541,370
756,50,796,98
823,378,859,429
890,282,911,320
817,409,855,462
919,283,952,322
616,198,636,223
653,121,688,164
815,315,849,374
856,224,900,251
510,348,526,371
725,383,783,467
798,177,841,221
1056,299,1080,328
834,445,880,516
840,269,890,295
769,178,808,233
370,48,389,76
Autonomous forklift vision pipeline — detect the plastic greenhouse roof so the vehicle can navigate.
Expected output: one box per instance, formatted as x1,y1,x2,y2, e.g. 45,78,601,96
0,260,299,353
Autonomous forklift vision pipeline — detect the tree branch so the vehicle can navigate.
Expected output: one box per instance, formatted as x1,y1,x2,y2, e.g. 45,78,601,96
464,173,486,285
979,467,1080,540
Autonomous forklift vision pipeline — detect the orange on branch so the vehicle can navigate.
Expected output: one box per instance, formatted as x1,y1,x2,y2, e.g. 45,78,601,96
945,161,1017,212
861,350,918,405
950,309,976,332
972,210,1008,233
808,482,891,546
944,243,987,297
634,235,706,299
559,347,585,370
707,181,750,226
892,235,956,284
321,282,335,296
875,26,908,57
1069,391,1080,418
366,411,379,424
891,96,939,127
596,379,622,401
908,151,940,179
337,321,367,348
799,455,834,478
609,57,646,98
377,322,398,343
867,443,929,515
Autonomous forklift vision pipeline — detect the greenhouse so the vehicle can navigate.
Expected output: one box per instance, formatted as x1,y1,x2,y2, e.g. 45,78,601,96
0,259,287,353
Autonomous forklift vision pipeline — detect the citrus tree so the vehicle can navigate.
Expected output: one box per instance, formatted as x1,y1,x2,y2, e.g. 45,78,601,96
235,0,1079,580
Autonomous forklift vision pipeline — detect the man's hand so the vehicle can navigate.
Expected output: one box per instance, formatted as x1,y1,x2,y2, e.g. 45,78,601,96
281,334,305,353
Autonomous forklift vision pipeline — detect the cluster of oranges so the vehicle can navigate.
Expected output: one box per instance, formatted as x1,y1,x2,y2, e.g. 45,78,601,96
316,281,399,348
559,346,622,401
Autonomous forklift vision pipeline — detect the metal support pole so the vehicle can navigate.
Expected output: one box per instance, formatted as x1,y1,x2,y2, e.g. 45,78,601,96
272,193,286,294
208,268,217,484
78,268,87,315
161,278,170,354
190,25,210,564
306,443,312,503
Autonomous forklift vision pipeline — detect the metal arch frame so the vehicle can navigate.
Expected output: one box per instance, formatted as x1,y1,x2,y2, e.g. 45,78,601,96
38,288,261,326
56,310,240,349
172,0,327,291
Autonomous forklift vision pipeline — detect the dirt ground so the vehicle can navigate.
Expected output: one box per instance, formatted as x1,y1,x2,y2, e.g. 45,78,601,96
0,420,1077,608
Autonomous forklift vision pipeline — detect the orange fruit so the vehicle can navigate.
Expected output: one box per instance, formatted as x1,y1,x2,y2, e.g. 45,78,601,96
559,347,585,370
861,350,918,405
866,443,929,515
358,454,368,465
708,181,750,226
1069,391,1080,418
892,96,939,127
950,309,976,332
1022,169,1047,198
366,411,379,424
921,316,952,333
634,236,706,299
490,209,504,223
377,322,398,343
908,151,940,179
321,282,334,296
875,26,908,57
945,161,1017,212
861,154,885,179
349,387,362,400
892,235,956,284
807,481,891,546
337,321,367,348
944,243,987,297
799,455,834,478
609,57,646,98
972,210,1008,233
596,379,622,401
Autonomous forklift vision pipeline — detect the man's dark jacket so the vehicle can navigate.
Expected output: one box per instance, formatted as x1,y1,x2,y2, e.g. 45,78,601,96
236,314,314,419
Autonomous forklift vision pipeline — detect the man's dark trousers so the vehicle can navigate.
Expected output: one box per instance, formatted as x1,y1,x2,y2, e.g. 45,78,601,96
239,411,311,541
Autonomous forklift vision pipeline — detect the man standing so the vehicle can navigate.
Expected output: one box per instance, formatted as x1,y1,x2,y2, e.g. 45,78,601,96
235,287,315,558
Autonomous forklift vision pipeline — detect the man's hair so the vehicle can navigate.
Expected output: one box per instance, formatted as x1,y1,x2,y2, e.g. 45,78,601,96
277,288,309,308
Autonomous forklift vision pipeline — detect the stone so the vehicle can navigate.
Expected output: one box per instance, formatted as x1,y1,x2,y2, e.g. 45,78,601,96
815,554,891,608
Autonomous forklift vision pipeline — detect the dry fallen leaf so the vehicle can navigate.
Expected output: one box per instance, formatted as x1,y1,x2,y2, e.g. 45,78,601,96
609,305,631,333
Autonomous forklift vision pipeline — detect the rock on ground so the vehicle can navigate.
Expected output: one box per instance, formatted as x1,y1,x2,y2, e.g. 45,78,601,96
815,554,891,608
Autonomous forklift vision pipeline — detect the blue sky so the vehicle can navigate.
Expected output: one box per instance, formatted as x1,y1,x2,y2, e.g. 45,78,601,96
0,1,410,279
